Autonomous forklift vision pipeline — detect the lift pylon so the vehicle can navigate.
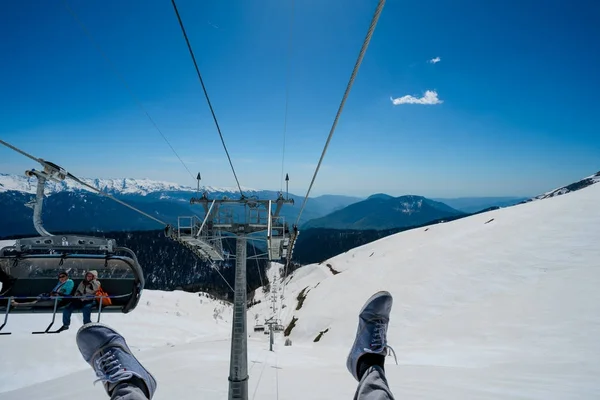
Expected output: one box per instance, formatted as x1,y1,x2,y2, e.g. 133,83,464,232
167,191,294,400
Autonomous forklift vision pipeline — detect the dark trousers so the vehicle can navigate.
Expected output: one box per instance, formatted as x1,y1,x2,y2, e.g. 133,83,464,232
62,299,94,326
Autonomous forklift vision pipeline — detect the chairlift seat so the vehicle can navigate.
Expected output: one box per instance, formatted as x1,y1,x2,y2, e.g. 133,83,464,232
0,252,143,314
1,278,134,314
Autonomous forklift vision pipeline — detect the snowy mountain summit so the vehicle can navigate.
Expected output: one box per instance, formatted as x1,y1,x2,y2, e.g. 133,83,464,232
0,173,256,196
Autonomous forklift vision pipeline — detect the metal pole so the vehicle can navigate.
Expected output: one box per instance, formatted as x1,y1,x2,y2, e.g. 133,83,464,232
196,200,216,238
31,174,52,236
228,235,248,400
269,328,274,352
285,173,289,200
0,298,12,335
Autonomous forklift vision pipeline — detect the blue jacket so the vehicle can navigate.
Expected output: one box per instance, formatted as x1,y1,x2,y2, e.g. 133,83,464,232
51,279,74,297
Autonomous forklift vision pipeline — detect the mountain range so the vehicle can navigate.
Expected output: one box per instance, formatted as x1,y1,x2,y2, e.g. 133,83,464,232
1,172,597,237
0,173,359,236
293,171,600,263
301,194,466,230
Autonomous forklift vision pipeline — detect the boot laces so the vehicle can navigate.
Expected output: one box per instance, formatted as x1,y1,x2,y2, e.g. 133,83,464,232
364,319,398,364
93,350,133,386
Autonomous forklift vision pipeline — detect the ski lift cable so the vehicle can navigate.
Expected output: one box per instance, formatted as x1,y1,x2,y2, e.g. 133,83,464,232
211,262,235,293
275,352,281,400
67,174,170,226
251,239,264,288
293,0,386,227
170,0,244,197
61,0,196,181
280,0,385,308
251,352,270,400
280,0,295,192
0,139,169,227
0,138,238,294
0,138,41,165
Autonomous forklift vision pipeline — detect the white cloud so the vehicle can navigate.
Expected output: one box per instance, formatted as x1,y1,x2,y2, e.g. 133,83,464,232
390,90,443,105
428,56,441,64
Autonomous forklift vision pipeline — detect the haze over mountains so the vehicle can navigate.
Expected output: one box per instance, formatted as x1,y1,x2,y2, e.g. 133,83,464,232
0,172,530,236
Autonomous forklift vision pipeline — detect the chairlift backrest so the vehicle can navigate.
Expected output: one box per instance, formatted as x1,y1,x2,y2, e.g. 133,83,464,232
0,236,144,314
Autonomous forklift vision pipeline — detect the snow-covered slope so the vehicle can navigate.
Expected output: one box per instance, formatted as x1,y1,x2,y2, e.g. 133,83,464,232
0,173,256,195
279,180,600,347
252,182,600,398
1,183,599,399
528,171,600,201
0,290,232,394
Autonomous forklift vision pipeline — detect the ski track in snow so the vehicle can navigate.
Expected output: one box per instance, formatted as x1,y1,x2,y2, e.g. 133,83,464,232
1,183,600,399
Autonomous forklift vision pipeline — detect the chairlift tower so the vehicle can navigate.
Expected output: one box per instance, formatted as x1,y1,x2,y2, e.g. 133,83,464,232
166,187,294,400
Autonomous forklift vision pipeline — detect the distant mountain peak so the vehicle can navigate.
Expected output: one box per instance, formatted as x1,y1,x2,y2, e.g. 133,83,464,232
367,193,394,200
394,194,425,200
0,173,257,196
303,193,464,230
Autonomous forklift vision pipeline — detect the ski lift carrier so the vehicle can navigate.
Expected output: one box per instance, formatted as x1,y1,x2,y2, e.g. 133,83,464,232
0,165,145,335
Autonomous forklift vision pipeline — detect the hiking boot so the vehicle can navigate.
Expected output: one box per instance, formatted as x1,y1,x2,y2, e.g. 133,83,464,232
76,323,157,398
346,290,397,381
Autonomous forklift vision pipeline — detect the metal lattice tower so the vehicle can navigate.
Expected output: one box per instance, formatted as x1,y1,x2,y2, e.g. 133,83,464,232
228,235,248,398
167,191,294,400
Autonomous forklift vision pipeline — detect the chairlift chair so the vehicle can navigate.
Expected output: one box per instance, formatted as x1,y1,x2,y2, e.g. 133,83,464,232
0,235,145,335
0,165,146,335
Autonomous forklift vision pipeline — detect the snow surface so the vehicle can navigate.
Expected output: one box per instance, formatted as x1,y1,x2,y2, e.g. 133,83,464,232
0,173,257,196
1,183,600,399
529,171,600,201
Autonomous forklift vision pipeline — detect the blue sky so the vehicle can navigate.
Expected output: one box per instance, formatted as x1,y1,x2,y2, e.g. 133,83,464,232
1,0,599,198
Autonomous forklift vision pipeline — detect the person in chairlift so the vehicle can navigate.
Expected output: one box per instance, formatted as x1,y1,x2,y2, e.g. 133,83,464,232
58,270,101,332
11,270,74,306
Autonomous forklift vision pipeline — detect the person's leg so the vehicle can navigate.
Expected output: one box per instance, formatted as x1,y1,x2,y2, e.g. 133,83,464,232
81,301,94,324
62,302,75,328
76,323,157,399
109,384,149,400
353,365,395,400
347,291,397,400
